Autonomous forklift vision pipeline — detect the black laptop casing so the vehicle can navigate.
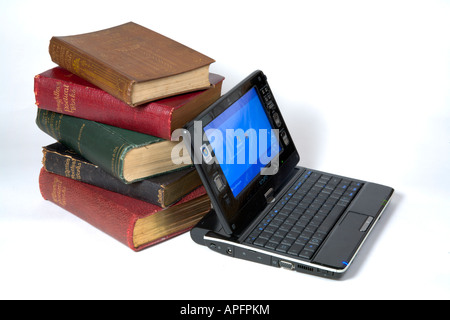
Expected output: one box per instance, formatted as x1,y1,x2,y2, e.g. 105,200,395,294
184,71,394,279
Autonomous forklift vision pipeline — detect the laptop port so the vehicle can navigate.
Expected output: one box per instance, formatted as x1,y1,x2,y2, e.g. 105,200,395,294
279,260,294,270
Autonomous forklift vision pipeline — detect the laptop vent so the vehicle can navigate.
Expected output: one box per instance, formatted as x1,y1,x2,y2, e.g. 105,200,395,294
297,264,314,272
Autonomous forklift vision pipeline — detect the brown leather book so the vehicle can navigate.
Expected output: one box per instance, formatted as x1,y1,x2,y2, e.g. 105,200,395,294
49,22,215,106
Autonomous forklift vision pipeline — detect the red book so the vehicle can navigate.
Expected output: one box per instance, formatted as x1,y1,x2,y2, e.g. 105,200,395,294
34,67,224,139
38,168,210,251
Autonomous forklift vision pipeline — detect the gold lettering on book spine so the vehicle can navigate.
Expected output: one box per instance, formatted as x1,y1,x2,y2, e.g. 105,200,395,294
75,162,82,180
62,84,76,113
53,82,77,114
64,158,71,177
71,159,82,180
53,81,63,113
51,177,67,207
51,40,127,100
111,146,119,175
38,109,62,140
77,124,86,154
64,158,82,180
111,143,126,177
72,58,80,74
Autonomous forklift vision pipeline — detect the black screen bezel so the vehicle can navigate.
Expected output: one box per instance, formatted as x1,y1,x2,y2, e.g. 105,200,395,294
184,70,299,235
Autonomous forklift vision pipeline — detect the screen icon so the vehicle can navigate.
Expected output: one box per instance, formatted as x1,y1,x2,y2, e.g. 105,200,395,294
200,144,213,164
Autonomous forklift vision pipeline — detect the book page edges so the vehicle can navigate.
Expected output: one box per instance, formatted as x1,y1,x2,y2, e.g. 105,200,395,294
122,140,192,183
131,65,212,106
132,195,210,248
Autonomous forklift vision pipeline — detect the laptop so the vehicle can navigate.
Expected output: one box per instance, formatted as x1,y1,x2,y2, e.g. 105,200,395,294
180,70,394,279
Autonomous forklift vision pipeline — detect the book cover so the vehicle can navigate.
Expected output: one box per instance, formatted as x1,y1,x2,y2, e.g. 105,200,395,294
36,109,191,184
39,168,210,251
42,142,202,208
49,22,215,106
34,67,224,139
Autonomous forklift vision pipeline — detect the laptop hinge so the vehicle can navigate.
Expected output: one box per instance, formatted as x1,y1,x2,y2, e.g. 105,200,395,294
264,188,275,203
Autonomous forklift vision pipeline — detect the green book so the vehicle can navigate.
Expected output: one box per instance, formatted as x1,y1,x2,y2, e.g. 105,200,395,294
36,109,191,184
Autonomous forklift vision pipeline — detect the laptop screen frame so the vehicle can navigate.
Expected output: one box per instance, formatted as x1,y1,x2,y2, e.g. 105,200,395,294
183,70,300,235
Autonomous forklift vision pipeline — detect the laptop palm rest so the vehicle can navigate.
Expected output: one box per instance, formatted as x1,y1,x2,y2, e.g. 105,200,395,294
313,212,370,269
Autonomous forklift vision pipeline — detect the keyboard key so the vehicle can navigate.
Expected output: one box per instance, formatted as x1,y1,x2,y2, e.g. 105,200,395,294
308,238,322,246
299,249,314,259
259,231,272,240
337,198,351,206
308,218,321,228
245,236,256,244
264,241,278,250
305,225,317,234
300,230,314,239
286,231,301,240
290,212,302,220
305,240,319,249
288,243,304,256
281,238,295,246
269,219,282,228
296,219,308,228
349,182,362,192
254,238,267,247
317,205,346,233
327,179,340,188
276,244,290,253
311,214,326,225
304,242,319,253
284,217,297,226
264,225,277,234
312,231,327,241
301,212,313,220
295,237,308,246
291,225,304,234
310,173,321,180
284,203,296,211
269,235,283,245
274,230,287,238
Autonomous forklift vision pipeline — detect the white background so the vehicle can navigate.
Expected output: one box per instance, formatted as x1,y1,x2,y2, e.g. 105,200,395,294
1,0,449,300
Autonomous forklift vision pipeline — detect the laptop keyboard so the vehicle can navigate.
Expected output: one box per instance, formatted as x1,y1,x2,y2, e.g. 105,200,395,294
245,169,363,260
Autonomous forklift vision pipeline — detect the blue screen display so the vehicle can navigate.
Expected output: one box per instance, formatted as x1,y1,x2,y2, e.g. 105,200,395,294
204,87,280,197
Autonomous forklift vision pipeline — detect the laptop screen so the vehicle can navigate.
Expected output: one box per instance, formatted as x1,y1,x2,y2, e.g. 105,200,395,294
204,87,281,197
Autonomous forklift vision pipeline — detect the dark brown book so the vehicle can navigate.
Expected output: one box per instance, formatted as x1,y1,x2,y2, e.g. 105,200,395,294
42,142,202,208
49,22,215,106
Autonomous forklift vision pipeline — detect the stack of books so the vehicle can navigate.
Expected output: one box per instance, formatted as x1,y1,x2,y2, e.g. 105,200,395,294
35,22,224,251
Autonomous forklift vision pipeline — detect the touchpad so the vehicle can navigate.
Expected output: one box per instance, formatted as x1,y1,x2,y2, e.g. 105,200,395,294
313,212,372,269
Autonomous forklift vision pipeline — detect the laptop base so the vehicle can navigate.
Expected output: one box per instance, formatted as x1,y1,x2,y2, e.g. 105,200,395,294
191,164,393,280
191,208,345,280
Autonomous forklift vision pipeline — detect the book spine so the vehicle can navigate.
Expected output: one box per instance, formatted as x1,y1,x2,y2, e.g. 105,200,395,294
49,37,134,105
34,71,173,139
36,109,131,183
42,146,165,207
38,168,139,250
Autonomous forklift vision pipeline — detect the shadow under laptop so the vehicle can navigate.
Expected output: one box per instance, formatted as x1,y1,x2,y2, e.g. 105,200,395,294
339,191,403,281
